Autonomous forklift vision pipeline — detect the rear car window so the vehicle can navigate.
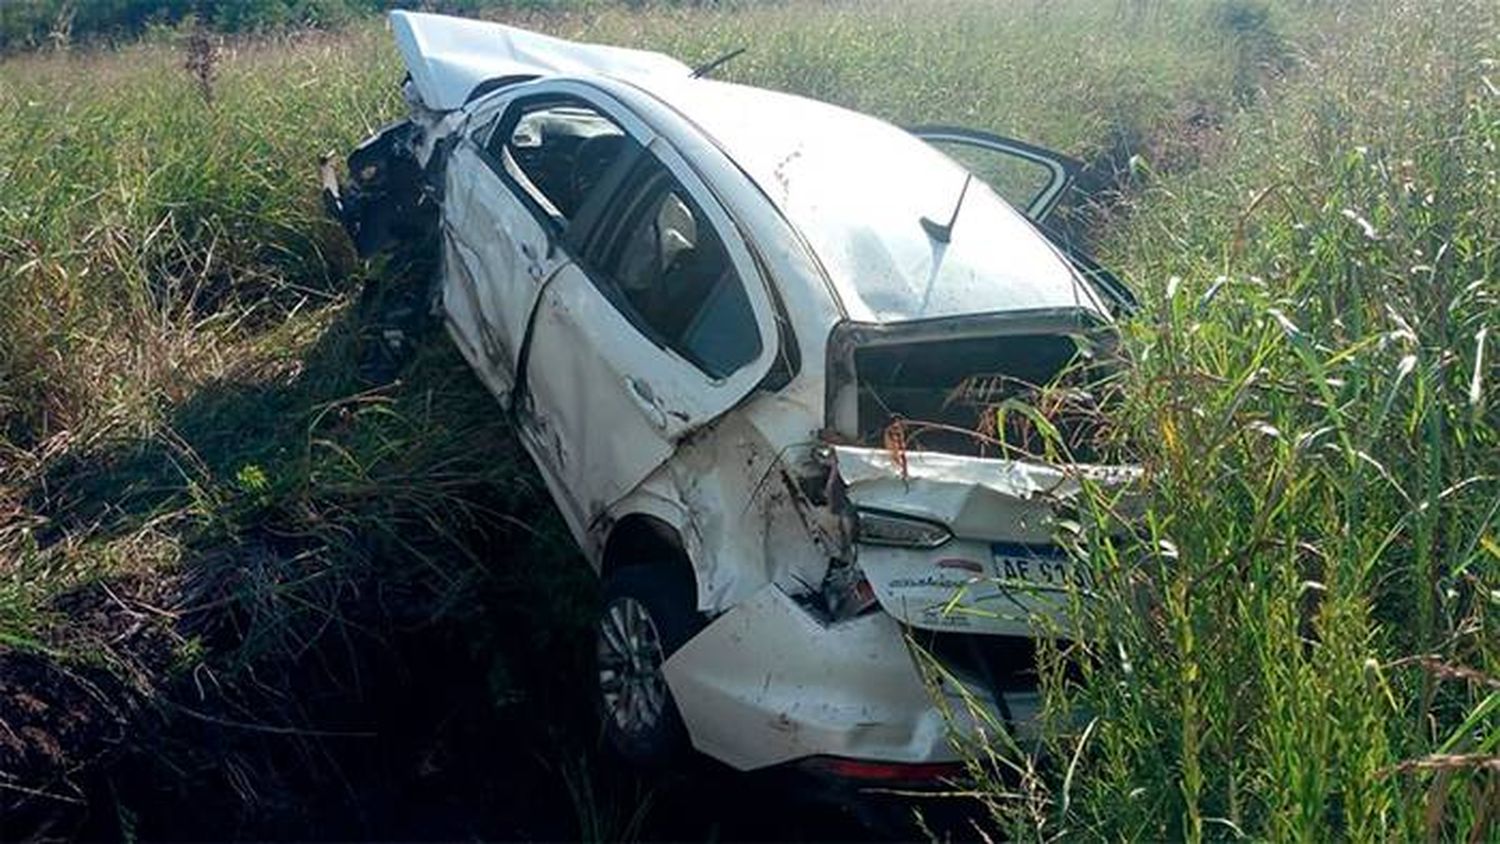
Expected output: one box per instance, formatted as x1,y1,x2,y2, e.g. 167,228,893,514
589,160,762,379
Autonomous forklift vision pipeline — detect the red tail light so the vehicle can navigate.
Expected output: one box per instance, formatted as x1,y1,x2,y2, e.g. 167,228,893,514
801,756,965,783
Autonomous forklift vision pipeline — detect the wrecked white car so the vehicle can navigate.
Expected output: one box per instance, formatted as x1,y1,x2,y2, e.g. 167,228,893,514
326,11,1138,782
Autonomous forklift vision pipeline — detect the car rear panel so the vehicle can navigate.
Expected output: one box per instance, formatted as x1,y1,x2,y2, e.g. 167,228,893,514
832,445,1137,636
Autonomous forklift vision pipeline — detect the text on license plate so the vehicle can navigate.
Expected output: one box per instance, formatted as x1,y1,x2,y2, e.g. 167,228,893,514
990,543,1090,590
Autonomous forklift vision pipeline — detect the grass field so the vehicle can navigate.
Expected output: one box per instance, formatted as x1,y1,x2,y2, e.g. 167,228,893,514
1,0,1495,839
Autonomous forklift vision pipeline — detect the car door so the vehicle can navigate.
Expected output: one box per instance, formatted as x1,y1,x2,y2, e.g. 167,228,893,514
911,126,1080,222
442,104,572,401
911,126,1137,314
496,85,782,535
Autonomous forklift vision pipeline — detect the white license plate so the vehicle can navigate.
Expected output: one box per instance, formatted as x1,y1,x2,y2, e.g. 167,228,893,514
990,543,1090,593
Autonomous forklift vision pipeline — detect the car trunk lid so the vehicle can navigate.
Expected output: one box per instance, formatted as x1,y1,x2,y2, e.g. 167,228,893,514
823,307,1137,636
832,445,1139,636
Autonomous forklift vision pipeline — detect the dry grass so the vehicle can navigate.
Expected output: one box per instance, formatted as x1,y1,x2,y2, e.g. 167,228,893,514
0,0,1494,838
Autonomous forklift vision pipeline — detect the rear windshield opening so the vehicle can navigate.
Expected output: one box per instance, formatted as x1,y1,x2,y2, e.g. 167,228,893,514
852,333,1118,461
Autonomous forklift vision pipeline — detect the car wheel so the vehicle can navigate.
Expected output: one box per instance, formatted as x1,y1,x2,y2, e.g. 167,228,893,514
595,563,703,768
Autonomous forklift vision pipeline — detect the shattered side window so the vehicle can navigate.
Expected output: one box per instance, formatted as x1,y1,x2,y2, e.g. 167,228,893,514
590,162,762,379
488,100,636,223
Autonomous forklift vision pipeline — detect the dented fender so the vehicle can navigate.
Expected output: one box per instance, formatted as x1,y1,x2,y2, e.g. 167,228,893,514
603,410,838,615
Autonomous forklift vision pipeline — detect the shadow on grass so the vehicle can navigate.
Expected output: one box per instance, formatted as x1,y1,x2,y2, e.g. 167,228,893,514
12,265,881,841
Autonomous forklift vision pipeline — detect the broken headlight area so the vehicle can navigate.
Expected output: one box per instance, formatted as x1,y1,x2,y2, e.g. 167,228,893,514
798,506,952,624
321,120,438,258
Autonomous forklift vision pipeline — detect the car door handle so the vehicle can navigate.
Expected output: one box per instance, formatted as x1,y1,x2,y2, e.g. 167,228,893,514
520,241,545,280
624,377,668,430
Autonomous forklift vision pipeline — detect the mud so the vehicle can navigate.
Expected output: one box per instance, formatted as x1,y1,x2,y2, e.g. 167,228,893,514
0,575,177,840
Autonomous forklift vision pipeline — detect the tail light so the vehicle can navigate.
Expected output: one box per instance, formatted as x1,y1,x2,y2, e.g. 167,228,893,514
800,756,965,784
855,509,952,548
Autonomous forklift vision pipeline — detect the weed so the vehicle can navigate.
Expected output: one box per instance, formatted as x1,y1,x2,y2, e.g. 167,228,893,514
182,24,219,104
0,0,1493,839
965,1,1499,839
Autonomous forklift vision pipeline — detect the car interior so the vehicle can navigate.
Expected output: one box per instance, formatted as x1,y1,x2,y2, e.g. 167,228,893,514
496,104,630,220
596,167,761,378
490,98,763,379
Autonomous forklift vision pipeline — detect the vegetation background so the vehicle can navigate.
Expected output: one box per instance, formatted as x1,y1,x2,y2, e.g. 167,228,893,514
0,0,1494,840
0,1,615,50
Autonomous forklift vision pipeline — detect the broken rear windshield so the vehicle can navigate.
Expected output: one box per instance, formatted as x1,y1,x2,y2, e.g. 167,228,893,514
851,332,1123,462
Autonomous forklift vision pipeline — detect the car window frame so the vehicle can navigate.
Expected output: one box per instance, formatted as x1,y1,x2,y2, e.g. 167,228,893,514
462,79,778,386
470,92,642,245
573,136,768,381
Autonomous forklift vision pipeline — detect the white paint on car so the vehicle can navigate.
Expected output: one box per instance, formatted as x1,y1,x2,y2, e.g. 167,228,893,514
331,11,1138,776
391,10,691,112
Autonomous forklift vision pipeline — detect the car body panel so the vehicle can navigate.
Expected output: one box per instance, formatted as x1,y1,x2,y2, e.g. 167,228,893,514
645,409,838,612
390,10,690,111
440,78,789,534
664,584,1049,770
662,584,981,770
329,12,1139,777
442,137,565,396
832,445,1140,636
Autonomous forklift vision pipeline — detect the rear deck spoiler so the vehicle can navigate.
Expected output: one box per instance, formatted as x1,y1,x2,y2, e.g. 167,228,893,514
390,11,692,112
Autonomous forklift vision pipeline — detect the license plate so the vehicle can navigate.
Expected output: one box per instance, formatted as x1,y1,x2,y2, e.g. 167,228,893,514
990,543,1090,593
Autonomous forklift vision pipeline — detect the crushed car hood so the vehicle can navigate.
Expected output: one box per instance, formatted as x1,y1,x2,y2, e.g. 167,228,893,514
833,445,1140,635
390,11,692,112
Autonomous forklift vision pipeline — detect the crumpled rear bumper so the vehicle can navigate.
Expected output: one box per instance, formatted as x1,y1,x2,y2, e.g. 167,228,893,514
662,584,1041,771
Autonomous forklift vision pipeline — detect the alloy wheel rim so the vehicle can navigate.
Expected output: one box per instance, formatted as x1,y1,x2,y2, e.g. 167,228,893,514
597,596,668,736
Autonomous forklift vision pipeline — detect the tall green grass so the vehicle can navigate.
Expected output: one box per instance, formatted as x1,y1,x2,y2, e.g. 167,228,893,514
563,0,1300,172
0,0,1493,838
0,28,403,658
969,0,1498,839
0,0,1309,674
0,0,606,51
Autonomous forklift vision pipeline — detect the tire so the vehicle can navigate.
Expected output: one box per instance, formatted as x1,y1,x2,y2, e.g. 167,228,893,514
595,563,704,768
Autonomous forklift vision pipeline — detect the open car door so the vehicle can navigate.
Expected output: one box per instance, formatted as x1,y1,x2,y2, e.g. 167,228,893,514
912,126,1080,223
911,126,1137,314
